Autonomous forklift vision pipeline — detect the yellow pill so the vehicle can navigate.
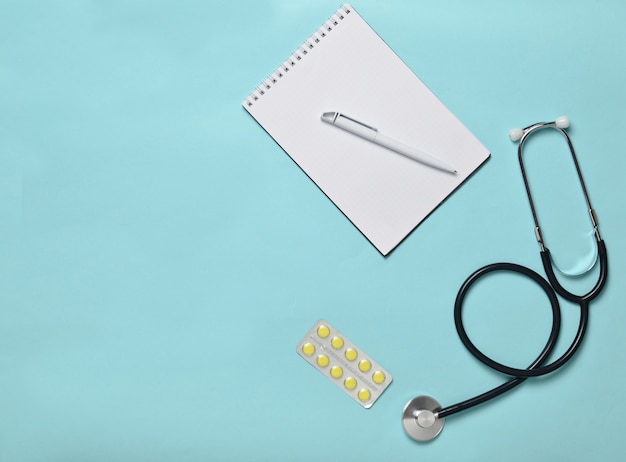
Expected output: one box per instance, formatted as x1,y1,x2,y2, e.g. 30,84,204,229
330,366,343,379
358,388,371,402
317,355,329,367
302,343,315,356
372,370,386,384
359,359,372,372
331,336,344,349
344,348,358,361
317,325,330,338
344,377,357,390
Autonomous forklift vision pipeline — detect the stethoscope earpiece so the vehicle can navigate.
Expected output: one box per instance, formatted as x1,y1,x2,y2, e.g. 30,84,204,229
555,115,570,129
508,127,524,142
509,116,570,142
402,395,445,442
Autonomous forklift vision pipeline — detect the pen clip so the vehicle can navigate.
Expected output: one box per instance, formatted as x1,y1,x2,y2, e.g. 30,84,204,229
338,113,378,131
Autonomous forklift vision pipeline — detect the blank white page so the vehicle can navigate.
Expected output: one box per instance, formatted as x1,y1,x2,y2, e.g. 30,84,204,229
243,4,490,255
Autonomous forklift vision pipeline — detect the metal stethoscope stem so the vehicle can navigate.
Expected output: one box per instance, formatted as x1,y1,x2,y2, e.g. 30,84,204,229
518,118,602,252
403,117,609,442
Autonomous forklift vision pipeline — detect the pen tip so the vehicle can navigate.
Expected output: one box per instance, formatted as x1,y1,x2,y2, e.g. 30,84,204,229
321,112,338,124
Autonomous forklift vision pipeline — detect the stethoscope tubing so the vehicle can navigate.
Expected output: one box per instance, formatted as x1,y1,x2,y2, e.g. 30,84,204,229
436,242,607,421
437,261,563,419
541,239,608,305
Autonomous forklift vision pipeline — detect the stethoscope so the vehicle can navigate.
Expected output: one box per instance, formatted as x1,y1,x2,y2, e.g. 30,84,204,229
402,116,609,442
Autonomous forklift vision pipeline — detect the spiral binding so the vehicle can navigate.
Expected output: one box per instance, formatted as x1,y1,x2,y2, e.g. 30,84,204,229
244,4,352,108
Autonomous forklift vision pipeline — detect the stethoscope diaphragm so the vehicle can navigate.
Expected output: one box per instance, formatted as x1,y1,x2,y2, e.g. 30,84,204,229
402,395,445,441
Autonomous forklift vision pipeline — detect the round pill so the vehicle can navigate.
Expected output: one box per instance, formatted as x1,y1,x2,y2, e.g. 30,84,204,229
317,325,330,338
330,366,343,379
359,359,372,372
358,388,371,402
331,336,344,349
317,355,329,367
344,377,357,390
344,348,358,361
302,343,315,356
372,370,386,384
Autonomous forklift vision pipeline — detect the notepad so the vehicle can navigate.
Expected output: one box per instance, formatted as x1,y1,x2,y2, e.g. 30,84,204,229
243,4,490,256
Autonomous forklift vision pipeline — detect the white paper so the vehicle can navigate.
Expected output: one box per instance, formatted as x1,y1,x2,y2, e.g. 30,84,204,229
243,4,490,255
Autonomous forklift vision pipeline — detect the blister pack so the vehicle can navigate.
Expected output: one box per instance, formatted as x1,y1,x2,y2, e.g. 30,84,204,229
296,319,392,408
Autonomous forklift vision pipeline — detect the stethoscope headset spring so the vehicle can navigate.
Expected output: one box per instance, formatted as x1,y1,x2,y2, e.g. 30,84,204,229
402,116,609,442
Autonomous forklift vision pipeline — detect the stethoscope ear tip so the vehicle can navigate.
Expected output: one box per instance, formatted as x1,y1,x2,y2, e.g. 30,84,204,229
402,396,445,442
555,115,570,129
509,128,524,142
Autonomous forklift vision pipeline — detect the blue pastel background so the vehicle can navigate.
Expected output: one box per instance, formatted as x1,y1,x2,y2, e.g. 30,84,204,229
2,1,625,460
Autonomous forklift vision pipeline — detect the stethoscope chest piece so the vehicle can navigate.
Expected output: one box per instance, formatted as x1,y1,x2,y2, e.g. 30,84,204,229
402,395,445,442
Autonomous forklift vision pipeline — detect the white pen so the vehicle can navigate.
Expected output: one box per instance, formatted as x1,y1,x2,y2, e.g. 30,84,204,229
321,112,457,174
